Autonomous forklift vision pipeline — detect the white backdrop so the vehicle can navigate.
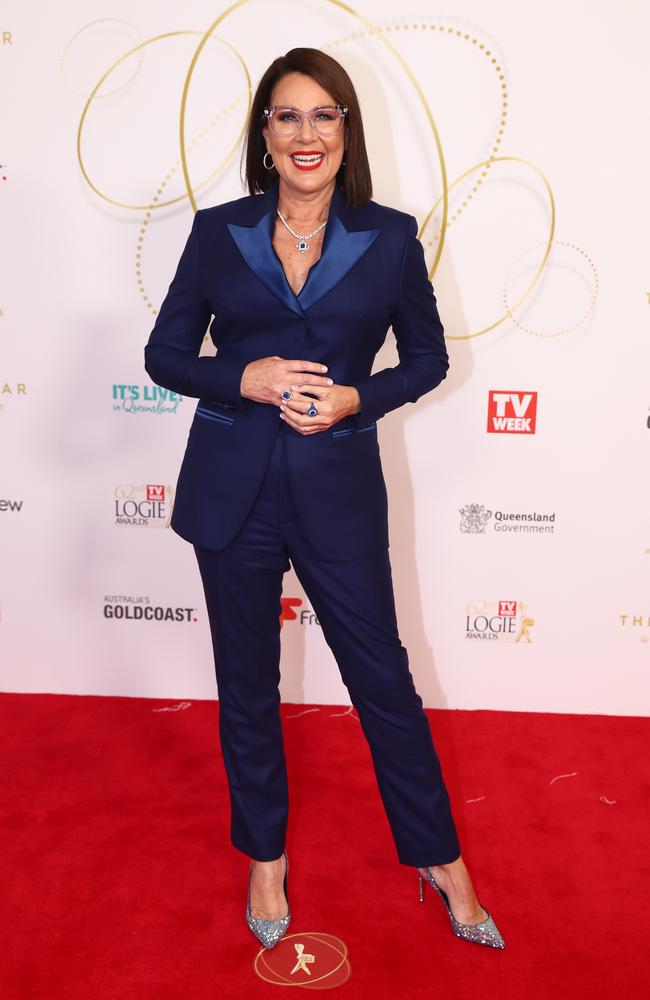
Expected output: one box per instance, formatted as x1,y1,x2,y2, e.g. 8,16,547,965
1,0,648,714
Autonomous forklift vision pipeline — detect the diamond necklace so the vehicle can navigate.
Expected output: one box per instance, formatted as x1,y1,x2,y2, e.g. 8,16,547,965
276,208,327,254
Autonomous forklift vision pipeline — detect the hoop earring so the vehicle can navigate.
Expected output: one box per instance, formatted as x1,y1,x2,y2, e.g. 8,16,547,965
263,151,275,170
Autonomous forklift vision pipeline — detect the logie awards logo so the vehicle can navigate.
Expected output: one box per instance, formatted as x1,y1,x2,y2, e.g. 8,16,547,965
252,932,351,987
114,484,174,527
465,600,535,642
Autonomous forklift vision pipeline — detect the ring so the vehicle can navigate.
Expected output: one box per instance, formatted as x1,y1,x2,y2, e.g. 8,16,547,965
281,389,293,401
307,402,318,417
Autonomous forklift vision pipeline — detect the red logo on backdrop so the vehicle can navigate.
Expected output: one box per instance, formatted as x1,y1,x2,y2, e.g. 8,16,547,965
487,391,537,434
146,484,165,501
280,597,303,628
498,600,517,616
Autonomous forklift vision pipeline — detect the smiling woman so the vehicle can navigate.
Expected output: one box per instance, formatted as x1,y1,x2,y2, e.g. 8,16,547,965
257,70,353,303
144,45,505,958
265,104,348,176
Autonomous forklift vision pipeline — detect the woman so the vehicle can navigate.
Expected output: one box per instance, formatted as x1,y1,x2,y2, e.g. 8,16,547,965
144,47,505,952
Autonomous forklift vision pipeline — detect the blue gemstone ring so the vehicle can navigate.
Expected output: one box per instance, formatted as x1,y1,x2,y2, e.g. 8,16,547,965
281,389,293,400
307,402,318,417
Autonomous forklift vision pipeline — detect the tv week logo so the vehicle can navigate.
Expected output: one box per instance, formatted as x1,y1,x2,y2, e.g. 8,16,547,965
487,391,538,434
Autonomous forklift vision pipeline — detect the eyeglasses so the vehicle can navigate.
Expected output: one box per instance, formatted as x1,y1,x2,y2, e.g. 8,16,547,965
263,104,348,137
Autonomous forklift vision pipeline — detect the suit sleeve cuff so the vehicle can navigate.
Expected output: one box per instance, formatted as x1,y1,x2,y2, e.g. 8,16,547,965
349,369,409,425
189,355,250,412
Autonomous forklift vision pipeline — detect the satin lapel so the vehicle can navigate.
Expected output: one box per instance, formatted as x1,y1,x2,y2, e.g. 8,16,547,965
226,182,381,317
298,204,380,312
227,193,304,317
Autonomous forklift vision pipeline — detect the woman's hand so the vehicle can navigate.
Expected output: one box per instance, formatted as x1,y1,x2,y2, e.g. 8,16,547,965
240,355,333,406
279,382,361,436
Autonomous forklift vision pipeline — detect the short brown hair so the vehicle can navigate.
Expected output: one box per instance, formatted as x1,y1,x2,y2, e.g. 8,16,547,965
242,47,372,207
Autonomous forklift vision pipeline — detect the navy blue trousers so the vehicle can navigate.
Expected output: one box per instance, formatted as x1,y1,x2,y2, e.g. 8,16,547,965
194,425,461,867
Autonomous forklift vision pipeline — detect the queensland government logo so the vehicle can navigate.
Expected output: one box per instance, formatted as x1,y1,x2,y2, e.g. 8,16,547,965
459,503,556,534
465,600,535,642
112,384,183,414
103,595,197,622
487,390,537,434
114,484,174,527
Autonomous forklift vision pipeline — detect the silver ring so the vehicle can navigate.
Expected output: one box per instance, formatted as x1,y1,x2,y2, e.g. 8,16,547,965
281,389,293,401
307,402,318,417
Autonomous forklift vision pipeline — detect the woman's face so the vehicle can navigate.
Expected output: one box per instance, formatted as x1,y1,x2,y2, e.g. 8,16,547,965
261,71,345,200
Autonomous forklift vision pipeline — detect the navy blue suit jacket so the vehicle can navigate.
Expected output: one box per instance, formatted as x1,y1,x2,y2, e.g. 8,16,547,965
144,179,449,562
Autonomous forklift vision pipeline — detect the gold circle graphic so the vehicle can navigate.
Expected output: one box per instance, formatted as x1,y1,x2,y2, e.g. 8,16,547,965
74,6,595,342
61,18,144,100
253,931,351,987
77,30,251,210
503,239,599,338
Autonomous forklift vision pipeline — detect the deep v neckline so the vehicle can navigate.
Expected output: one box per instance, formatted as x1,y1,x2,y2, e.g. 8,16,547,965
271,204,333,301
271,237,325,300
225,182,382,317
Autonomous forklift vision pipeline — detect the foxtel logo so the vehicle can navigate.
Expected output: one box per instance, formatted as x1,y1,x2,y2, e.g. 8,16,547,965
280,596,322,629
487,391,537,434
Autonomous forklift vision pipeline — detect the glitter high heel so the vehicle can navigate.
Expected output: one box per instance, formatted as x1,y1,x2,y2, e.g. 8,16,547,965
417,866,506,949
246,849,291,949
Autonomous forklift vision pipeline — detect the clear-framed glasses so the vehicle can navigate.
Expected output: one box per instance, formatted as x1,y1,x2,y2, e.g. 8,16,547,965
263,104,348,137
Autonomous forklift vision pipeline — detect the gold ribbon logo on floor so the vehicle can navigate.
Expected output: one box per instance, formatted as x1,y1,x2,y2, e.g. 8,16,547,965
253,932,351,988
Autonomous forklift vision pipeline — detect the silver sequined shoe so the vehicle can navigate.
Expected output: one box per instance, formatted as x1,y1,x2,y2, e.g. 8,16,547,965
246,849,291,949
417,866,505,949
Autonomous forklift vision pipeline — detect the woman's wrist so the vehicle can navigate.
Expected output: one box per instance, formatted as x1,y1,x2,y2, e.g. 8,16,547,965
347,386,362,415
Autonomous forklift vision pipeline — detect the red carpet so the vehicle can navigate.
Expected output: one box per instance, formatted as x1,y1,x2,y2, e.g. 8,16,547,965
2,693,647,998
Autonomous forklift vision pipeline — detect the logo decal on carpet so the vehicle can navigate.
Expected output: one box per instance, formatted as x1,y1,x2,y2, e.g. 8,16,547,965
253,932,351,988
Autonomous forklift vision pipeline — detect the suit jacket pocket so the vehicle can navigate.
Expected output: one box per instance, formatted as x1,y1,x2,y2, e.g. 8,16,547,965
195,404,235,427
331,420,377,439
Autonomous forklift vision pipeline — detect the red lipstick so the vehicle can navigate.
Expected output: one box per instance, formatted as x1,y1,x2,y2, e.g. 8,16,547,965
289,150,324,171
